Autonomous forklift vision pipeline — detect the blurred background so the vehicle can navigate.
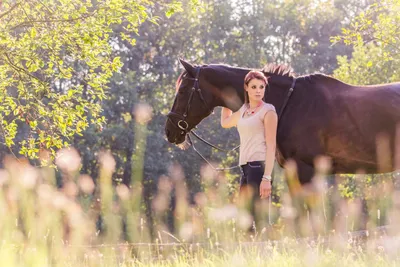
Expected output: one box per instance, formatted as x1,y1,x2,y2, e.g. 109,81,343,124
1,0,400,265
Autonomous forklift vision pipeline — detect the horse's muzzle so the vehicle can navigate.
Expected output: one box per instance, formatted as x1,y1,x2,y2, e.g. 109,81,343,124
165,123,186,144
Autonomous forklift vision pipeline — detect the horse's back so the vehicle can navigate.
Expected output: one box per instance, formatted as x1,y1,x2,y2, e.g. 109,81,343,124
325,81,400,173
342,82,400,121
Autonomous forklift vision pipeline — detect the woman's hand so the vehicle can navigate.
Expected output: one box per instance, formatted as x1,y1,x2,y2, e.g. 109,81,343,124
220,107,241,128
260,180,272,199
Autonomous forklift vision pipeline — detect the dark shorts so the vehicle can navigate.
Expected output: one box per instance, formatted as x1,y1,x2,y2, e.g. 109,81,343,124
240,161,266,197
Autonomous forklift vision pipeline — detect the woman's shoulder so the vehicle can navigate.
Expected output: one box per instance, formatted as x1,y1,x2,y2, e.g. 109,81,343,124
258,103,276,121
239,103,247,112
262,103,276,112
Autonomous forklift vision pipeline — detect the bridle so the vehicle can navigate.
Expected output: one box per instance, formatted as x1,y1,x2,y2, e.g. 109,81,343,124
166,66,239,171
167,67,214,136
167,68,297,172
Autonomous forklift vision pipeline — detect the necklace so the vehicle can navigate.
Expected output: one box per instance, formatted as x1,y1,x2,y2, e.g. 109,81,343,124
246,102,263,115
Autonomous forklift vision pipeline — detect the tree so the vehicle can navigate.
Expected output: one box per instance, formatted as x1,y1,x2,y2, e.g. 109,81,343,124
332,0,400,84
0,0,186,161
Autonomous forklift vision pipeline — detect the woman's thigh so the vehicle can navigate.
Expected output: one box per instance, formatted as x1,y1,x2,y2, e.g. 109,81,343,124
246,161,264,186
240,161,265,196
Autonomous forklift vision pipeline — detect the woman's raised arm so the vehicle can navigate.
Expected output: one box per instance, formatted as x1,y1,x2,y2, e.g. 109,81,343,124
220,107,241,128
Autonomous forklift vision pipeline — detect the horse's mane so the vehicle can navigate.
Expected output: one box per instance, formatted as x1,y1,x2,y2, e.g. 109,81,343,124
262,63,341,85
175,72,185,93
262,63,295,78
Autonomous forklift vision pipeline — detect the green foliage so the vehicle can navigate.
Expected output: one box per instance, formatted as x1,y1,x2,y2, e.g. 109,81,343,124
332,0,400,49
332,0,400,84
0,0,185,160
221,0,365,74
334,43,399,84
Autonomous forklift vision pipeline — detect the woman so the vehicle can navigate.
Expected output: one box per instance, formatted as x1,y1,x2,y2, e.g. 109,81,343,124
220,70,277,202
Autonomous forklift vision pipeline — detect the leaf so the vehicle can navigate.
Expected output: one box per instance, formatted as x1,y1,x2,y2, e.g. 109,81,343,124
28,63,38,72
30,28,37,38
165,8,174,18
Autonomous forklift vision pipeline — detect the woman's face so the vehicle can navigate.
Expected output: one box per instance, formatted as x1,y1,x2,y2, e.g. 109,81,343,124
245,78,266,102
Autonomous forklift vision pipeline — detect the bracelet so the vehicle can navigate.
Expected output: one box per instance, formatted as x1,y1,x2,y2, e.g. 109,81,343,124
262,175,272,182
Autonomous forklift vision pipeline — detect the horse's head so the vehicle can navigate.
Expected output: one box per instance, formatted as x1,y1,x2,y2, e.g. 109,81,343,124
165,59,216,144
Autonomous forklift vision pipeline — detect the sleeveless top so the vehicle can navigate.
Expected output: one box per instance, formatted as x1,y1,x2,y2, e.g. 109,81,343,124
237,102,276,166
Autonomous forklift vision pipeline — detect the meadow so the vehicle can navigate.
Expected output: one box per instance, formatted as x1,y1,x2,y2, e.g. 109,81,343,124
0,147,399,267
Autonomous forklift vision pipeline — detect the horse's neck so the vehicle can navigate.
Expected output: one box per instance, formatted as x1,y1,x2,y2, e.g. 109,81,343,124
208,66,249,111
264,74,295,114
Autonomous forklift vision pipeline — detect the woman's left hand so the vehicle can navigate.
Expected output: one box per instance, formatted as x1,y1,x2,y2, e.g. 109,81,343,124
260,180,272,199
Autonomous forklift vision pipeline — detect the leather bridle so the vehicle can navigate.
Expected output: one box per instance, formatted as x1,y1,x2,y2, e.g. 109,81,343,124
167,67,214,136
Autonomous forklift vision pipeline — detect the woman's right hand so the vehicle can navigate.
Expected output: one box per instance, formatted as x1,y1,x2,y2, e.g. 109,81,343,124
220,107,240,128
260,180,272,199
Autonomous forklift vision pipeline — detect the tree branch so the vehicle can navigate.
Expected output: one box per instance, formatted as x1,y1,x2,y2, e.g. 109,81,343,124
36,0,55,14
10,10,98,31
0,2,20,20
4,52,47,87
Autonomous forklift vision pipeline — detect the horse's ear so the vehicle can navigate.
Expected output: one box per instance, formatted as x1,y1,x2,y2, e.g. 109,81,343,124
179,58,196,77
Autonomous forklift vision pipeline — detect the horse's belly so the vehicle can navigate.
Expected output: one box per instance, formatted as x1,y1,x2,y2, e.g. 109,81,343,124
327,97,398,173
325,133,378,173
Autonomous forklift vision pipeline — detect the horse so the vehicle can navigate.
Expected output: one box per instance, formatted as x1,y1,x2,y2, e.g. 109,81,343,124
165,59,400,185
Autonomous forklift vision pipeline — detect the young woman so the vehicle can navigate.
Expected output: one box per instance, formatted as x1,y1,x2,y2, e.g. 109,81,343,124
220,70,277,201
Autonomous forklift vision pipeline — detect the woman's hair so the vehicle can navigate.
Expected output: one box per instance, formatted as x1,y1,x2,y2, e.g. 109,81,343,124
244,70,268,104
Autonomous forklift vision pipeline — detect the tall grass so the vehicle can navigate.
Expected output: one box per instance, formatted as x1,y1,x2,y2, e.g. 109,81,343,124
0,119,400,266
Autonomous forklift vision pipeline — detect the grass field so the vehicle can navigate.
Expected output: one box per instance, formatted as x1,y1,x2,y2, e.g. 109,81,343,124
0,148,399,266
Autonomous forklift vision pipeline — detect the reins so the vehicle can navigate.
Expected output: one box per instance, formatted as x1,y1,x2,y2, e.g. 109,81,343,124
187,130,240,171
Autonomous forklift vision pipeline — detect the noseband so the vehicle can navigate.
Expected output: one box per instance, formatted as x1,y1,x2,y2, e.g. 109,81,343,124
167,67,214,135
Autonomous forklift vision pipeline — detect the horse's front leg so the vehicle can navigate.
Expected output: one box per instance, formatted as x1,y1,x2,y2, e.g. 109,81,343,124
283,159,331,237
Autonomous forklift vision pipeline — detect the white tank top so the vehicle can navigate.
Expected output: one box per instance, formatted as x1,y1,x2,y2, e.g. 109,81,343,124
237,103,276,166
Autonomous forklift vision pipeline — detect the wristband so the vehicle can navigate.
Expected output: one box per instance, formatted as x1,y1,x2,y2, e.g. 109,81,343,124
262,175,272,182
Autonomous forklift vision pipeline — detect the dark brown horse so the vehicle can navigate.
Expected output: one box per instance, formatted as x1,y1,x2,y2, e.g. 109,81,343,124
165,59,400,185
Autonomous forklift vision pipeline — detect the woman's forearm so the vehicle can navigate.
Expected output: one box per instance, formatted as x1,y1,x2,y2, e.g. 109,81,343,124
220,107,234,128
221,107,232,120
264,145,276,176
